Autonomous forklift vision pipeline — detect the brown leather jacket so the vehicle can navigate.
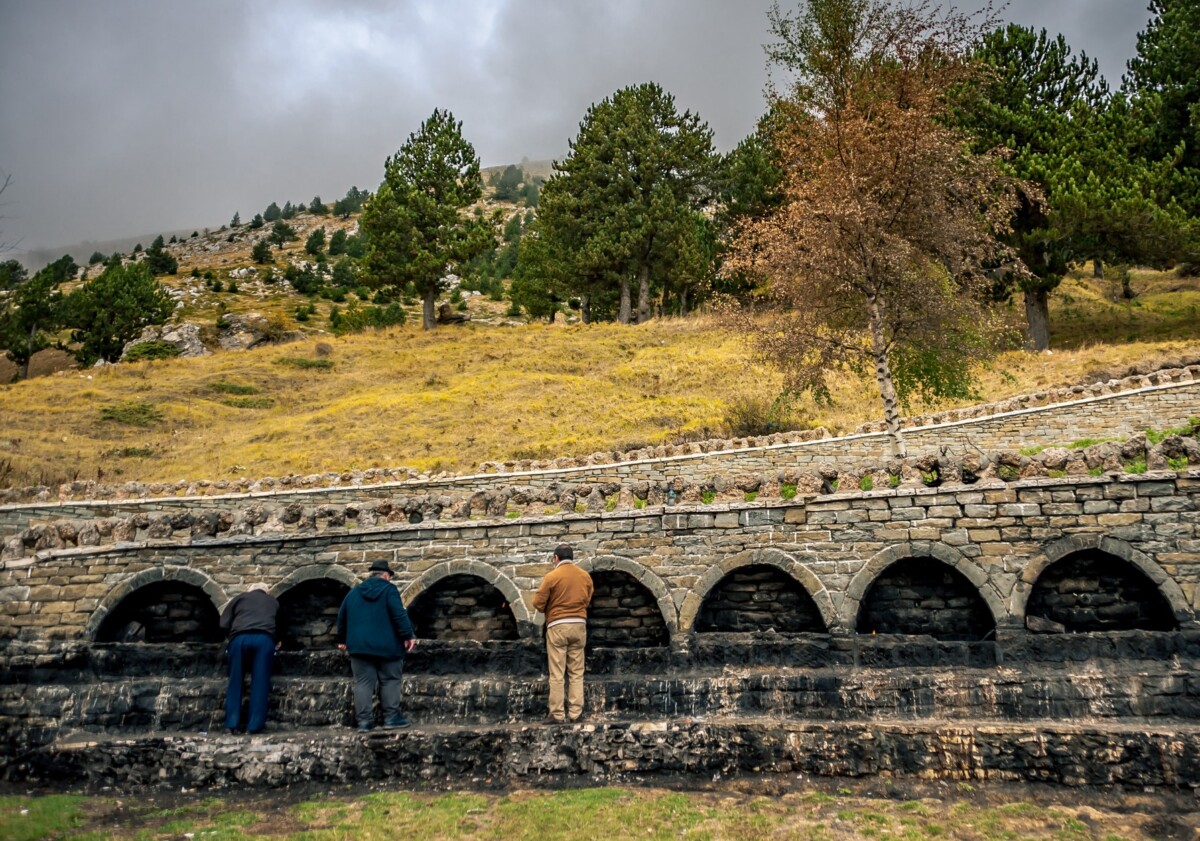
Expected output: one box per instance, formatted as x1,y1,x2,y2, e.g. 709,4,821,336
532,562,594,625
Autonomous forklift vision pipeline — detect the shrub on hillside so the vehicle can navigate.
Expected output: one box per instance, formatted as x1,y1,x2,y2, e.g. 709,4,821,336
123,341,183,362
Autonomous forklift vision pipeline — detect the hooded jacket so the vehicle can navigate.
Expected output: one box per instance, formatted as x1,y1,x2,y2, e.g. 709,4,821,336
336,576,415,659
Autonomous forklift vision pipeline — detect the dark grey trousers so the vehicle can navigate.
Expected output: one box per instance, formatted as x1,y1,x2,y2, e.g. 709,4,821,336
349,654,405,726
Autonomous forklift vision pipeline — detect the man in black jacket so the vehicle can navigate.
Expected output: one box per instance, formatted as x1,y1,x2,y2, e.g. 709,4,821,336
219,583,280,735
337,560,417,731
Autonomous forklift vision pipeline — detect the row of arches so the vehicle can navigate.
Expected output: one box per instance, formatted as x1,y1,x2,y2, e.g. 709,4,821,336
93,543,1182,647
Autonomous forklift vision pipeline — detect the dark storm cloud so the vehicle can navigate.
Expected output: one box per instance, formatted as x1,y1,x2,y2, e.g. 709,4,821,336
0,0,1154,258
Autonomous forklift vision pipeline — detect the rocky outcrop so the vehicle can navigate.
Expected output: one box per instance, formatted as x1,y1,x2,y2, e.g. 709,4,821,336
121,322,210,360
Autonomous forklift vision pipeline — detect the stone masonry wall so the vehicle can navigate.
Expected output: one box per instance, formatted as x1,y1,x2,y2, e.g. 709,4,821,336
2,470,1196,645
695,565,825,633
855,558,996,640
1025,550,1177,633
588,571,670,648
406,574,519,642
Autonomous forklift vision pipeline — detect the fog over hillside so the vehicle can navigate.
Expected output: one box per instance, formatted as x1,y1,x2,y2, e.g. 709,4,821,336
1,0,1153,267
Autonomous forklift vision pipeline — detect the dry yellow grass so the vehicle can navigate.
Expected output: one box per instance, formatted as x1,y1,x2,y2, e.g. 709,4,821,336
2,254,1198,489
0,313,1196,489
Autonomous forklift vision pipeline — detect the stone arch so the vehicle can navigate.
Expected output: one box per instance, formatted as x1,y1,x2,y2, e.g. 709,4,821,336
842,542,1007,635
678,548,835,634
1011,534,1192,629
86,565,228,642
401,560,531,636
271,566,357,650
577,555,678,637
270,563,359,599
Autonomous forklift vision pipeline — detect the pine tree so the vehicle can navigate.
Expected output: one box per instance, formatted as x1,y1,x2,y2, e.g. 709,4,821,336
964,24,1194,349
65,262,174,365
230,211,241,227
1124,0,1200,215
0,256,73,378
360,109,492,329
530,83,718,323
252,240,273,264
305,227,327,257
143,235,178,276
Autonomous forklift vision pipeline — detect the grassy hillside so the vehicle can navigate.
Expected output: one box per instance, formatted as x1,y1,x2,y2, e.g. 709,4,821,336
1,173,1198,489
1,269,1198,489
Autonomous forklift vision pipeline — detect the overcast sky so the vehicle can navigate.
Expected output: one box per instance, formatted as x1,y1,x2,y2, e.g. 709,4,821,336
0,0,1155,259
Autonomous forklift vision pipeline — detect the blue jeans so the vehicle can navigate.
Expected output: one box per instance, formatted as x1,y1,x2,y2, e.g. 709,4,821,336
225,632,275,733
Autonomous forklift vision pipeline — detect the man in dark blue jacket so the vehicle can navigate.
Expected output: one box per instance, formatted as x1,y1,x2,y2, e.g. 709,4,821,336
336,559,417,731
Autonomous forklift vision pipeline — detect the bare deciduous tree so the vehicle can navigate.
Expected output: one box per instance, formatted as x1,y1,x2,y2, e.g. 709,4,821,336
728,0,1025,456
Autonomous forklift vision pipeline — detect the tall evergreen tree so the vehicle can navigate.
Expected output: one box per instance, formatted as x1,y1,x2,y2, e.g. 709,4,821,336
531,83,718,324
143,234,178,276
359,108,492,329
964,24,1195,348
65,262,174,365
963,25,1110,349
0,256,74,379
1123,0,1200,216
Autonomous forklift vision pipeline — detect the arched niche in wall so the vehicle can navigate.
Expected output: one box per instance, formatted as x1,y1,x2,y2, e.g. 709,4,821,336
276,579,352,649
585,569,671,648
406,573,521,642
695,564,827,633
855,557,996,641
1025,549,1178,632
94,579,223,643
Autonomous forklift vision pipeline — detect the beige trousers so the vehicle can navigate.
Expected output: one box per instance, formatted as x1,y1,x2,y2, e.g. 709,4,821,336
546,622,586,721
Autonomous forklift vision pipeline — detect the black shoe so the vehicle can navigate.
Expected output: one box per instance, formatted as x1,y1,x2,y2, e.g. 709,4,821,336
383,716,411,729
544,715,565,724
357,723,375,733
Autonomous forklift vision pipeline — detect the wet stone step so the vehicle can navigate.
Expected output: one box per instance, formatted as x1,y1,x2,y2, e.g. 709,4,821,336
10,718,1200,790
5,665,1200,762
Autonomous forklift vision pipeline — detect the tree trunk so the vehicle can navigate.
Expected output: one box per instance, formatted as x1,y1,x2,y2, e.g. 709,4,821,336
422,284,437,330
678,286,689,317
1023,287,1050,351
636,263,650,324
1093,258,1104,279
867,294,905,458
618,279,632,324
21,323,36,380
548,308,556,324
580,294,591,324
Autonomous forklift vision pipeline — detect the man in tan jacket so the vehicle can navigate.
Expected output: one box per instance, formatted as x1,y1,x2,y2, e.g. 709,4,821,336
531,543,594,723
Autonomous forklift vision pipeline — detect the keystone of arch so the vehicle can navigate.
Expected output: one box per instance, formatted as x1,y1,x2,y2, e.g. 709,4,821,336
677,547,836,634
400,560,532,632
85,565,229,640
1010,534,1193,627
840,542,1009,633
269,564,359,600
577,555,679,636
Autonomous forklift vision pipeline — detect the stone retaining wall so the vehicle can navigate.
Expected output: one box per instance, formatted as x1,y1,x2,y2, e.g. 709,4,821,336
13,719,1200,789
3,471,1196,646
